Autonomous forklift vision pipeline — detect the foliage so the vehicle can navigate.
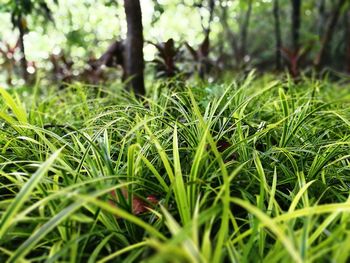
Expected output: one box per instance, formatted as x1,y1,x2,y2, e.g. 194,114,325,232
1,0,349,87
185,34,212,78
1,0,57,29
0,76,350,261
150,38,181,78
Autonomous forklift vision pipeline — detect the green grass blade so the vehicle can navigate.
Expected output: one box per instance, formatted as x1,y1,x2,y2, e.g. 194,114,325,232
173,125,191,225
0,87,28,124
231,198,302,263
0,148,63,239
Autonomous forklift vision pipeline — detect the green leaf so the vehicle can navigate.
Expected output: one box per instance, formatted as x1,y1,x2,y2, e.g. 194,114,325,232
173,125,191,225
0,148,63,240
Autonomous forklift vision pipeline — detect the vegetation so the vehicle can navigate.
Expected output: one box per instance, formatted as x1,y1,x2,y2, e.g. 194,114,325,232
1,0,350,262
1,75,350,262
1,0,350,88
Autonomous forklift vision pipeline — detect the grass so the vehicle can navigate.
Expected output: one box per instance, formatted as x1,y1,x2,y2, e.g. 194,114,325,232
0,74,350,262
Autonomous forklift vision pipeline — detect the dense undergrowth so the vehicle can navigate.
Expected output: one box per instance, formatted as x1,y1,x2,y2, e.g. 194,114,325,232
0,74,350,262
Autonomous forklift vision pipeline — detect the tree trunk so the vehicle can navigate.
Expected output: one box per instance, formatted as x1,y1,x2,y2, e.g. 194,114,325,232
17,14,28,82
198,0,215,79
291,0,301,52
317,0,326,36
314,0,346,70
273,0,282,70
220,5,240,65
240,0,253,64
207,0,215,34
123,0,145,96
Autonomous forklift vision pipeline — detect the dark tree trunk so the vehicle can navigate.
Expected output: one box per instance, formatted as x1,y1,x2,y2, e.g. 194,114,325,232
123,0,145,96
273,0,282,70
240,0,253,64
17,15,28,82
315,0,346,70
221,5,240,65
317,0,326,36
198,0,215,79
291,0,301,52
207,0,215,34
198,0,215,35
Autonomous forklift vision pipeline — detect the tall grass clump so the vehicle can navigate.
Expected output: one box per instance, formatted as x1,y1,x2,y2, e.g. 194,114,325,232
0,75,350,262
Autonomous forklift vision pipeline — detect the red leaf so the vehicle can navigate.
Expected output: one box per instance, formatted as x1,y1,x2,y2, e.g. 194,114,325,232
110,188,159,216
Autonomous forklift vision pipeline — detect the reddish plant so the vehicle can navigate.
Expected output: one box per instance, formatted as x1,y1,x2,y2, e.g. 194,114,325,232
281,45,312,78
149,38,181,78
0,39,36,84
0,40,19,85
49,52,74,84
185,34,211,78
110,188,158,216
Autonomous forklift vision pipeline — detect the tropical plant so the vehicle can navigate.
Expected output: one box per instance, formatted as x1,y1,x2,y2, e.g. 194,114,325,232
1,76,350,262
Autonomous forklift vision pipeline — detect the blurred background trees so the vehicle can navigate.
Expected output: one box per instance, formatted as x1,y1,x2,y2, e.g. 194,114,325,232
0,0,57,83
0,0,349,89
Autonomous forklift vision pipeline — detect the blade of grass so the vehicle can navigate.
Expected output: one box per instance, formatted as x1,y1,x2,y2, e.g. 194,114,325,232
231,197,302,263
172,125,191,225
0,148,63,240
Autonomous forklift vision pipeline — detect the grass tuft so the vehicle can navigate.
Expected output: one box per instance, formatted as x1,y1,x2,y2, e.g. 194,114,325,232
0,77,349,262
